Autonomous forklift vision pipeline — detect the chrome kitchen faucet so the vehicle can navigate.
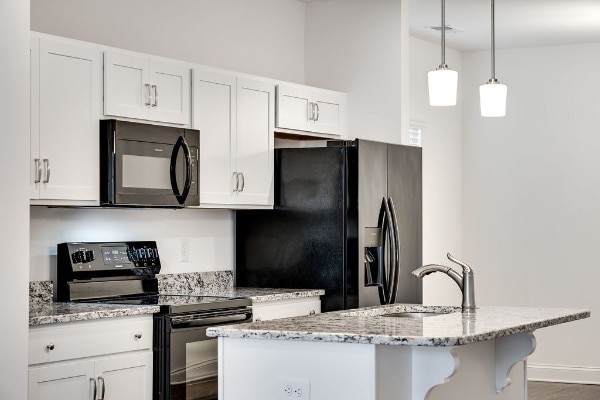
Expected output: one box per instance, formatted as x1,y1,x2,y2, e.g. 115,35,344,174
412,253,476,312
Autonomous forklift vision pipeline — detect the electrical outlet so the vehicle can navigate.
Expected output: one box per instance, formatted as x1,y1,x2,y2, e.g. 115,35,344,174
278,379,310,400
180,238,189,262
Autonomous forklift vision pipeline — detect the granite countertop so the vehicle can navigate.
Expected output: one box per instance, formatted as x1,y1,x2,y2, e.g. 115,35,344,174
207,304,590,347
29,302,160,326
231,288,325,303
28,287,323,326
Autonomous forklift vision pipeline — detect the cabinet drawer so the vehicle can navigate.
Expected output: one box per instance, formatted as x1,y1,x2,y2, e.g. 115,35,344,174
252,297,321,322
29,316,153,365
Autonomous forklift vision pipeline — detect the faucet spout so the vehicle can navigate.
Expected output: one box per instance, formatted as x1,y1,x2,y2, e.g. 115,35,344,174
411,253,476,312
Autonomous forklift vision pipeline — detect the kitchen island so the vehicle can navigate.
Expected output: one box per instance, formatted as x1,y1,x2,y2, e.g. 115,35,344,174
208,304,589,400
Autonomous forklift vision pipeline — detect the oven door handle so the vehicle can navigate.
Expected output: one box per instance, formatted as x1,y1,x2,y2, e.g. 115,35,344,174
169,310,252,329
170,135,192,205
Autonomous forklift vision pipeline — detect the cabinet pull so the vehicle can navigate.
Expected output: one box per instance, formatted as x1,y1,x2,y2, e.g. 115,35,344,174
90,378,97,400
42,159,50,183
134,332,143,340
145,83,152,106
34,158,42,183
232,172,239,192
152,84,158,107
239,172,245,192
308,102,314,121
46,343,55,351
315,103,320,122
98,377,106,400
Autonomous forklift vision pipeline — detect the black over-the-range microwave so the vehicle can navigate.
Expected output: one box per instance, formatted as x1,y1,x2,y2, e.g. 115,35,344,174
100,120,200,207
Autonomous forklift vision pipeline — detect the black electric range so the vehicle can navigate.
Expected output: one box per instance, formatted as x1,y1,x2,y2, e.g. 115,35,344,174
57,241,252,400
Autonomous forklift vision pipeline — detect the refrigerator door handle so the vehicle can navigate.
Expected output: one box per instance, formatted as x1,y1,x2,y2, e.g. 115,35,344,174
387,197,401,304
377,197,396,305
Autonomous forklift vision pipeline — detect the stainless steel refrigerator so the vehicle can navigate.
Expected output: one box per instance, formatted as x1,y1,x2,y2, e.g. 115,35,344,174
235,140,422,312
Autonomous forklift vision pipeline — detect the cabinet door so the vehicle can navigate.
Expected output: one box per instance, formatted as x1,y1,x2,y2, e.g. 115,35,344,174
36,38,100,201
252,298,321,322
193,69,237,205
236,78,274,206
104,51,150,120
276,84,311,132
95,351,153,400
312,90,346,137
29,360,95,400
149,60,191,125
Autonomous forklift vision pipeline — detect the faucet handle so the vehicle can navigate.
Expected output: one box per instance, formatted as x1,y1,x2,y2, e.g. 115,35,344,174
447,253,473,274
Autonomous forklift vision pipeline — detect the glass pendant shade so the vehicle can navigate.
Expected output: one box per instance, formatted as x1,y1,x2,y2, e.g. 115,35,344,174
428,67,458,106
479,81,507,117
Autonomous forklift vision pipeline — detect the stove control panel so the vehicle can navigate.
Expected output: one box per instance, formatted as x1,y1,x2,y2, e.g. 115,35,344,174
58,241,161,272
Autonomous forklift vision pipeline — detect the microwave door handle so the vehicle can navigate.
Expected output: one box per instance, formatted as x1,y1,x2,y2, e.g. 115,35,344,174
170,136,192,205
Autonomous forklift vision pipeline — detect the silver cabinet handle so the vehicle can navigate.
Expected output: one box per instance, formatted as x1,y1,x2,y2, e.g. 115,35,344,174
98,377,106,400
46,343,55,351
145,83,152,106
232,172,239,192
315,103,320,121
151,84,158,107
134,332,142,340
239,172,245,192
42,159,50,183
308,102,314,121
34,158,42,183
90,378,97,400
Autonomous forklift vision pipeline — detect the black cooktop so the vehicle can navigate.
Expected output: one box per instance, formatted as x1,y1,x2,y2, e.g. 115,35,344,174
78,294,251,314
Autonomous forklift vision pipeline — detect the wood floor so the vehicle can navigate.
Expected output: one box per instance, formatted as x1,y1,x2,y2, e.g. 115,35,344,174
529,381,600,400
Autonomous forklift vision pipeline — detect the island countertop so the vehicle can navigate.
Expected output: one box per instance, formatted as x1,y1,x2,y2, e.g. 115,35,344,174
207,304,590,347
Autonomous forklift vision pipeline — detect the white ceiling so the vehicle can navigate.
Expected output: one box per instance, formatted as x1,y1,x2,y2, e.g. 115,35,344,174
411,0,600,52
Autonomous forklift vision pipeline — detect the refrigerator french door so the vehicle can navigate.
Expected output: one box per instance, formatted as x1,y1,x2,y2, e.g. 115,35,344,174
235,139,422,312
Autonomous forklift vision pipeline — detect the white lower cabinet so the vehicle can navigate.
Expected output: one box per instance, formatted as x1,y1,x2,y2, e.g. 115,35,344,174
252,297,321,322
28,316,153,400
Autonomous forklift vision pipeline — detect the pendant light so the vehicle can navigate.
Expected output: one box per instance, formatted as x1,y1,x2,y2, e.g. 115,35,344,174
479,0,507,117
428,0,458,106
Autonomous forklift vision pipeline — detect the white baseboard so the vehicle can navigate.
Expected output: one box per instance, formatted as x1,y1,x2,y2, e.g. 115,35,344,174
528,364,600,384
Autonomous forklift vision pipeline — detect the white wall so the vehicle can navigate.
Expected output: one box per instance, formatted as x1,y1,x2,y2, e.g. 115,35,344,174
30,208,234,281
409,37,463,306
304,0,407,144
29,0,308,282
0,0,30,397
31,0,306,83
462,43,600,382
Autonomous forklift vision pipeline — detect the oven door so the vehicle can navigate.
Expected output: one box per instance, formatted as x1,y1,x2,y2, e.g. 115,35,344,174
166,309,252,400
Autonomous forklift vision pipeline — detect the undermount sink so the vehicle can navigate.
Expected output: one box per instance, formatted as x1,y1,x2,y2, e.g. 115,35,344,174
382,311,451,319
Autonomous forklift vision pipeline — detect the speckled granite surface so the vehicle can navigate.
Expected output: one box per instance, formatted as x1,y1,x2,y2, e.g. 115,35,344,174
157,272,323,303
158,271,233,294
207,304,590,347
29,302,160,326
232,288,324,303
29,281,53,304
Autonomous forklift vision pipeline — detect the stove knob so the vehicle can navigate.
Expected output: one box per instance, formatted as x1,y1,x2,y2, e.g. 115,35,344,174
85,250,95,262
71,251,84,264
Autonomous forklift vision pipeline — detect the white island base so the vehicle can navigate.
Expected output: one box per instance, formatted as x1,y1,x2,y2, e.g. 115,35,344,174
218,332,536,400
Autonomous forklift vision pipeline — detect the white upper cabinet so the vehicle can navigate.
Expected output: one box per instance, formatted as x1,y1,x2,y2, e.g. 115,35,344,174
104,51,190,125
236,77,274,206
30,36,100,205
193,69,237,205
276,84,346,137
192,68,274,207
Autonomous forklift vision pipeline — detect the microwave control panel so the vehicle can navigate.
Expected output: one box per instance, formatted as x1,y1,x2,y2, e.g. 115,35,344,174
58,241,161,272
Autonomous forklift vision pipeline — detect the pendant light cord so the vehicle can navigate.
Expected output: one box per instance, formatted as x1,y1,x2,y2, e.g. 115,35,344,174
441,0,446,66
491,0,496,80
